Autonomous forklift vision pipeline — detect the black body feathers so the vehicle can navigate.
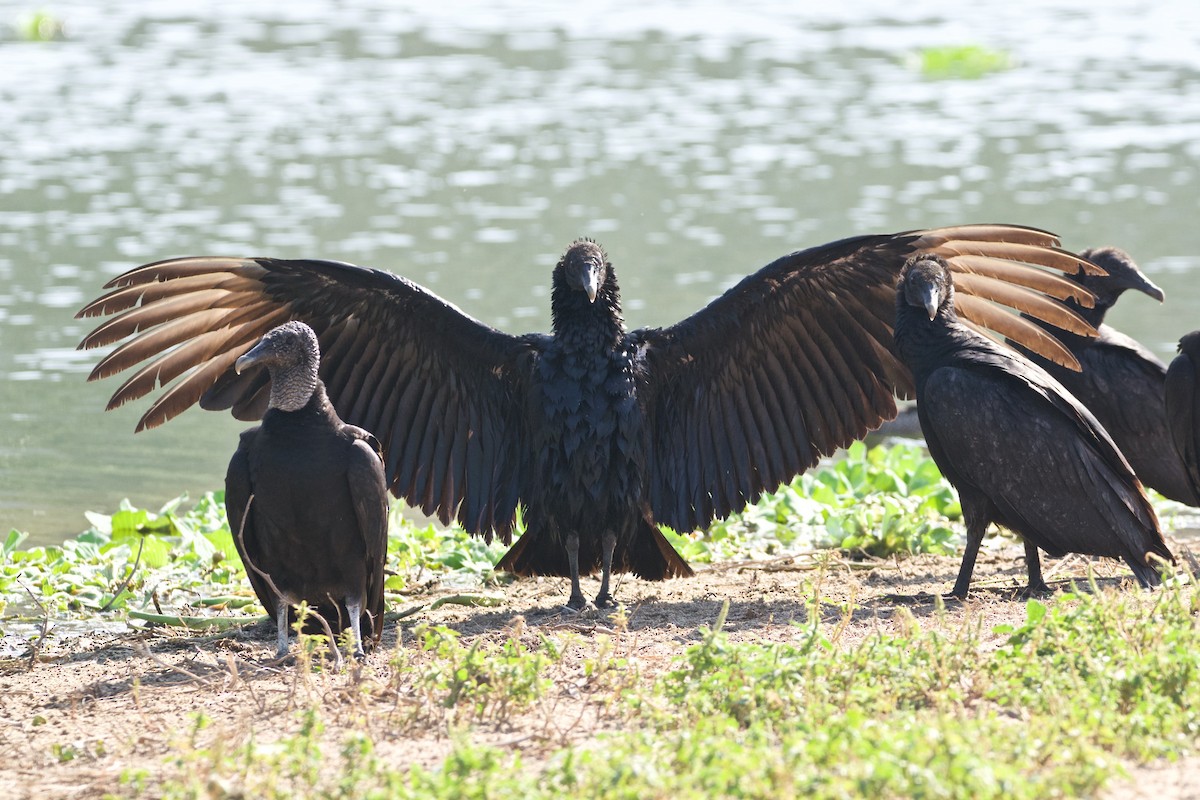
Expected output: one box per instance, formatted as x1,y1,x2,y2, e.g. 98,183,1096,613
894,256,1172,597
225,322,389,655
78,226,1103,608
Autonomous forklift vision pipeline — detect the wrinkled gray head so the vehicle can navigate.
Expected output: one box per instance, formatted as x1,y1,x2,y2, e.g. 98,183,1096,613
236,321,320,412
557,239,609,304
899,255,954,321
1075,247,1165,309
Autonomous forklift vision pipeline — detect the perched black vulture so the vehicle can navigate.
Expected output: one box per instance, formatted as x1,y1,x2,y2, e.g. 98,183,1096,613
78,225,1102,610
893,255,1173,598
1010,248,1199,504
225,321,389,657
1166,331,1200,503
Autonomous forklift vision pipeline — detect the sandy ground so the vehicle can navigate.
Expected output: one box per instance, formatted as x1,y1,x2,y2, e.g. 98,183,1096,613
0,543,1195,799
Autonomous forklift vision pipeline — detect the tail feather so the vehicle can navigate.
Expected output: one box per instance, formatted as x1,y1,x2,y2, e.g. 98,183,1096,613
494,517,693,581
1126,557,1163,589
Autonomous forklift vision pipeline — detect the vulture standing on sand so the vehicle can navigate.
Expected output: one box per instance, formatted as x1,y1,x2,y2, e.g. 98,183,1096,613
79,225,1102,610
1166,331,1200,504
893,255,1173,598
1011,247,1198,504
225,321,389,657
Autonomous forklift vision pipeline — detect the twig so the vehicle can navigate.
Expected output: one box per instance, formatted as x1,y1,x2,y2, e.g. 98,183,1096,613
132,641,214,687
236,494,345,668
19,580,49,671
100,535,145,613
127,611,269,630
429,594,505,610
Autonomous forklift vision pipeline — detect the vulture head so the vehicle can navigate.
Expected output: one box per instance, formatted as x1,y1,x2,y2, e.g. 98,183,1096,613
236,321,321,412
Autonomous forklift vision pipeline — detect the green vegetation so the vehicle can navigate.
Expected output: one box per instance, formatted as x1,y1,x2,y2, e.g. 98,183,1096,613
12,10,65,41
5,443,1197,797
678,441,961,562
912,45,1013,79
114,580,1200,799
0,442,960,630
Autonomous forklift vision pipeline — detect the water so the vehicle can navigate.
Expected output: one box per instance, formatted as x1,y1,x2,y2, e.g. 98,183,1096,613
2,0,1198,544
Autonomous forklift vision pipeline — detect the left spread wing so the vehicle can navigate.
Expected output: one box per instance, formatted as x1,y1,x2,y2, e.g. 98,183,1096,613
633,224,1101,533
78,257,545,538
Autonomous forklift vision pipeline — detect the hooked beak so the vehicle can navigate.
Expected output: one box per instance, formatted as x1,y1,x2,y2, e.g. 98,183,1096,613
1132,273,1166,303
235,341,269,374
921,286,940,321
584,265,601,304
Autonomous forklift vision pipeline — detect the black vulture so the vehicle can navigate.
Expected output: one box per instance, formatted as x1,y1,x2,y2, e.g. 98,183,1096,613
1010,248,1198,504
1166,331,1200,503
77,225,1102,610
893,255,1173,598
225,321,389,657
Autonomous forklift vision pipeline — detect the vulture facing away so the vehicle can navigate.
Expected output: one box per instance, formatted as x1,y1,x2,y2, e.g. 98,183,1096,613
893,255,1173,598
78,225,1102,609
226,321,389,657
1166,331,1200,504
1011,247,1198,505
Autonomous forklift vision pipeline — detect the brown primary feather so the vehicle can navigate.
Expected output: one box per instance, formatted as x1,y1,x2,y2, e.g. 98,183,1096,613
954,294,1082,371
923,236,1104,280
90,305,270,381
99,257,266,290
80,289,266,349
949,254,1096,304
951,272,1094,335
138,347,255,433
78,270,268,318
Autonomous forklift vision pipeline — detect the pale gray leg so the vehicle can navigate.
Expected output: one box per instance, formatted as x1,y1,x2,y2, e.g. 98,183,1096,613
345,597,366,660
594,529,618,608
274,601,290,658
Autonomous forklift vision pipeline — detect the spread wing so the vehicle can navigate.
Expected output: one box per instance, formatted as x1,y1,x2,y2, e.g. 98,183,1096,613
78,257,544,538
633,224,1101,532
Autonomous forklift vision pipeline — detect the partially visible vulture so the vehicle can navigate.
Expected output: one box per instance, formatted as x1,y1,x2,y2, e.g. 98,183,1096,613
1010,248,1199,504
225,321,389,658
77,225,1103,610
893,255,1173,598
1166,331,1200,503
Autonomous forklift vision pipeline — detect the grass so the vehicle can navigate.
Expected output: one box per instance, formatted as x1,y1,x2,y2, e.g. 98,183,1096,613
4,442,1198,797
110,579,1200,799
911,45,1013,80
0,442,960,631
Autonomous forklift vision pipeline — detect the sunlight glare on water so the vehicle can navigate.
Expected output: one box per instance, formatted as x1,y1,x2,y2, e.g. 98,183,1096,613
1,0,1198,542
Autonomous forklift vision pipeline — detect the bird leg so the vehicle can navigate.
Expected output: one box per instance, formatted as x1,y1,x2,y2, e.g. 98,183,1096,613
594,529,618,608
1021,540,1051,596
948,518,986,600
565,531,587,611
274,600,290,658
345,597,367,661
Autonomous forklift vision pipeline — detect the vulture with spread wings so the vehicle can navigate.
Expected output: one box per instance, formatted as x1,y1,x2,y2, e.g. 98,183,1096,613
78,225,1100,609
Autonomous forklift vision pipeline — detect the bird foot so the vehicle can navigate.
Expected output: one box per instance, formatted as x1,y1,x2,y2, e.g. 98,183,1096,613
563,593,590,613
268,650,296,666
1020,581,1052,599
594,591,616,609
941,590,968,602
